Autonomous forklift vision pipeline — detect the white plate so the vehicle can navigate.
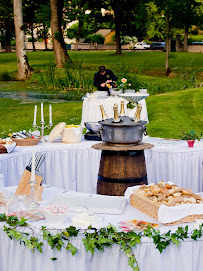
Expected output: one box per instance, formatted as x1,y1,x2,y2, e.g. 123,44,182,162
54,194,127,215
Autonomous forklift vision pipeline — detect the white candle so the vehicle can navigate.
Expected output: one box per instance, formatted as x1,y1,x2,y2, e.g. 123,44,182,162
33,105,37,126
41,103,44,123
31,149,35,182
49,104,52,125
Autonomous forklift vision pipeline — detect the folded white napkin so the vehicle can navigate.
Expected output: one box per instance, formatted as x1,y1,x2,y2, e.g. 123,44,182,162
5,142,16,153
158,204,203,224
72,127,82,137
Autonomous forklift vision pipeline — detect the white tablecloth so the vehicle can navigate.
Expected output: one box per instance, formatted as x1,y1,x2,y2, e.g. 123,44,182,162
143,137,203,193
0,139,101,193
0,137,203,193
0,186,203,271
81,97,149,127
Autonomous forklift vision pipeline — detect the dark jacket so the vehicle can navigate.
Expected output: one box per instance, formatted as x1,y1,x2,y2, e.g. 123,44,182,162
94,69,118,92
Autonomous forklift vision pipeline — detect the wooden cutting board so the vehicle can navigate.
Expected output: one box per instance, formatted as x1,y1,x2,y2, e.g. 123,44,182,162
15,169,43,201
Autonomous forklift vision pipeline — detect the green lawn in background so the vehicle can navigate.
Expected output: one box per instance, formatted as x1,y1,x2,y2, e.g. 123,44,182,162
0,98,82,134
0,51,202,139
1,51,203,75
0,88,202,138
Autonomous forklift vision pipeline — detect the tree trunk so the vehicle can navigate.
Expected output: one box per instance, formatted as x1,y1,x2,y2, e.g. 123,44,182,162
5,19,11,52
13,0,32,80
114,11,121,55
75,38,79,51
50,0,71,67
176,34,182,52
31,23,36,51
165,14,171,76
183,27,188,52
43,23,48,50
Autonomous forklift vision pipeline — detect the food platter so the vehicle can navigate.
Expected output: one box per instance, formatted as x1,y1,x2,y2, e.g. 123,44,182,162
119,220,160,232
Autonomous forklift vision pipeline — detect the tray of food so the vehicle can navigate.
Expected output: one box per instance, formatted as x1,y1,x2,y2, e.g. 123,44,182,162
130,181,203,225
119,220,160,232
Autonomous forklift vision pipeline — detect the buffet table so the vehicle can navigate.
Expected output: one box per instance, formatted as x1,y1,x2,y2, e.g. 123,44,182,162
0,139,101,193
81,97,149,126
0,186,203,271
0,138,203,193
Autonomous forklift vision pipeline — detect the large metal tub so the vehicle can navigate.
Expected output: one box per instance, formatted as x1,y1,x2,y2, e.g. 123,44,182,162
98,117,147,144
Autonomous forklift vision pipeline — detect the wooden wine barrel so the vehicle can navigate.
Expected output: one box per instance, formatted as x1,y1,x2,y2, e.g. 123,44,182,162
92,143,154,196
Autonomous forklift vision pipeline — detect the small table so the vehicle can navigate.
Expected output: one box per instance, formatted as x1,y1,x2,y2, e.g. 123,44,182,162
92,142,154,196
81,97,149,127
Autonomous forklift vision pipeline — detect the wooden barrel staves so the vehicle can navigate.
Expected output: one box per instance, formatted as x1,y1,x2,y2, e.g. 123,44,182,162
92,142,154,197
97,150,147,196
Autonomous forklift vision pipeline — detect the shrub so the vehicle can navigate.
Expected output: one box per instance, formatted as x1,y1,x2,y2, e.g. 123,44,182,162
0,71,12,81
84,34,105,44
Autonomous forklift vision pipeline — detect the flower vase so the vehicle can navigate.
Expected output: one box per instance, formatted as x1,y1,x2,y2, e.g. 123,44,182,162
187,140,195,148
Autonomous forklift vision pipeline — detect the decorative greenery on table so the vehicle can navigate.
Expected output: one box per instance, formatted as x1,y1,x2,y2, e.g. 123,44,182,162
116,78,132,92
127,102,136,109
181,130,200,141
1,213,203,271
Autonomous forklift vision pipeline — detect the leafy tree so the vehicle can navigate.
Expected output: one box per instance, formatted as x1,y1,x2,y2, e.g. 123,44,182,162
23,0,40,51
172,0,203,51
35,0,51,50
84,33,105,44
145,1,166,41
64,0,104,50
0,0,14,52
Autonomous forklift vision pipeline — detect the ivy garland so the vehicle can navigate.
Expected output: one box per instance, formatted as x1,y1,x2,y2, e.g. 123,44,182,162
0,213,203,271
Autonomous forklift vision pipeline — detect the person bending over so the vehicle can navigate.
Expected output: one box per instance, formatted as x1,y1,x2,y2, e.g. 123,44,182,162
94,66,118,95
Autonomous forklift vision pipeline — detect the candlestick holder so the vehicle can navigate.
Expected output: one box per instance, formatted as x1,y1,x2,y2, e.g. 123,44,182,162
33,121,53,143
27,178,40,209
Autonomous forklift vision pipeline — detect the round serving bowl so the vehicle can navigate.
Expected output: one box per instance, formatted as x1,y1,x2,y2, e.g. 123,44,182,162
42,205,68,225
84,122,101,134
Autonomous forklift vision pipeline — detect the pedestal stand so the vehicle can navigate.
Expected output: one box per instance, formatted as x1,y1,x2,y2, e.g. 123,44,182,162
92,142,154,196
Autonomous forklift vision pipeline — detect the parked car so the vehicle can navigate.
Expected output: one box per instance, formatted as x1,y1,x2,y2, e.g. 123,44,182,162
150,42,166,51
134,42,150,50
192,42,203,45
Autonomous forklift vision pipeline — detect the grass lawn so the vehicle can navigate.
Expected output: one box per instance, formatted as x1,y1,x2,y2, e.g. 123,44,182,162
1,51,203,77
0,51,202,139
0,88,202,139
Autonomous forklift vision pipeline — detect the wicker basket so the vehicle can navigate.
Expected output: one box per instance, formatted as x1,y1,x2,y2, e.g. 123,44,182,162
130,192,203,225
11,137,41,146
0,145,7,154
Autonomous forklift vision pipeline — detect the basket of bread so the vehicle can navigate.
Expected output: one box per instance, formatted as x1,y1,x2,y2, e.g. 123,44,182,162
130,181,203,225
0,138,16,154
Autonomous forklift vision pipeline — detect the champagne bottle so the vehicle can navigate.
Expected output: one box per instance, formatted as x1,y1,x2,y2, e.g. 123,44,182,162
134,104,142,122
99,105,108,121
113,104,120,123
120,100,126,117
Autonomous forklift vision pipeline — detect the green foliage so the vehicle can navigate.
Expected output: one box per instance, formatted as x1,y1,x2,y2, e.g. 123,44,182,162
181,130,200,140
0,71,13,81
1,214,203,271
84,34,105,44
54,32,64,43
